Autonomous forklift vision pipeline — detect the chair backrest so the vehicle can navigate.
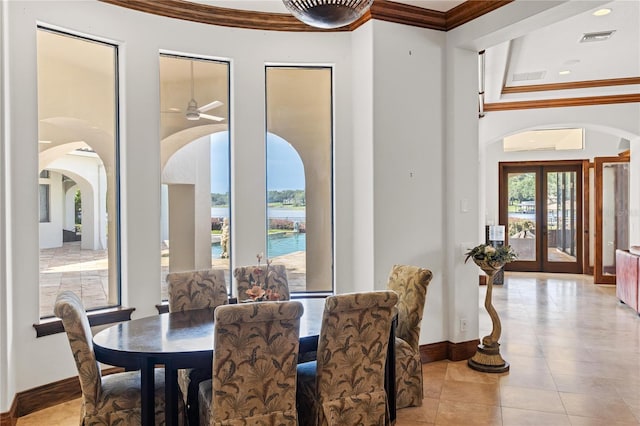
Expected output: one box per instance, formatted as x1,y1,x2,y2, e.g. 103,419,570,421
387,264,432,351
166,269,228,313
54,291,102,414
316,291,398,425
233,264,290,302
212,301,304,424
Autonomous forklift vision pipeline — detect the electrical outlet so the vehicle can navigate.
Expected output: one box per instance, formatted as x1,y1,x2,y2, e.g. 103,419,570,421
460,318,468,332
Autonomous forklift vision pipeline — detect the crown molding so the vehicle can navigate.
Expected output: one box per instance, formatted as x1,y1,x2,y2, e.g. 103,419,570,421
445,0,512,30
484,93,640,112
502,77,640,94
99,0,511,32
355,0,446,31
99,0,326,32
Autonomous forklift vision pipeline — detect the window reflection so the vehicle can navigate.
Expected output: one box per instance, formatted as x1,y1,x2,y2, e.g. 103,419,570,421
159,55,230,298
265,67,333,293
37,28,119,318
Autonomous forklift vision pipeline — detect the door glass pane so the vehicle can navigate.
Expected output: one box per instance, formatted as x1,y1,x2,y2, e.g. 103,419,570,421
547,171,577,263
507,172,536,261
601,162,629,276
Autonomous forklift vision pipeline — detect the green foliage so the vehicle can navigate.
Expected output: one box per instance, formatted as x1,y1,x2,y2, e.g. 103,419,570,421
267,190,305,206
211,190,307,207
508,219,535,235
508,173,535,205
465,244,518,264
74,190,81,225
211,192,229,206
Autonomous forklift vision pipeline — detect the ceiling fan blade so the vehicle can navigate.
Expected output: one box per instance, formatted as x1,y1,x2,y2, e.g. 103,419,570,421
198,100,223,113
199,113,225,122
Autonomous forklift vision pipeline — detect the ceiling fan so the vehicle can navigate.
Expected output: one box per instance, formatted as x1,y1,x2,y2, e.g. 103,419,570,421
163,60,225,122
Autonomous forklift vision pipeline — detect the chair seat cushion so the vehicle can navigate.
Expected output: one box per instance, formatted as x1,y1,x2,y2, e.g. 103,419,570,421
90,369,173,425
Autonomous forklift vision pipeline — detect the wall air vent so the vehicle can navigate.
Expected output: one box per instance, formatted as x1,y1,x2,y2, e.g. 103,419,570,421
580,30,615,43
512,71,546,82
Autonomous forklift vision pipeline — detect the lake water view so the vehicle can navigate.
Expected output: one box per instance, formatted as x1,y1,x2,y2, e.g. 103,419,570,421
210,207,306,257
211,207,306,219
212,232,306,258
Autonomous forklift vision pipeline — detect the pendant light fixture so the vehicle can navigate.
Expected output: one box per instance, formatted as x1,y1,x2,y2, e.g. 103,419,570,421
282,0,373,29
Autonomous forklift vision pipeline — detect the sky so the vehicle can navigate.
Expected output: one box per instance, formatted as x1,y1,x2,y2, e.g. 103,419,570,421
210,132,305,193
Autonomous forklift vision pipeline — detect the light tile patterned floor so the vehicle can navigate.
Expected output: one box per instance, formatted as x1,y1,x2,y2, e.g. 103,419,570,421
19,272,640,425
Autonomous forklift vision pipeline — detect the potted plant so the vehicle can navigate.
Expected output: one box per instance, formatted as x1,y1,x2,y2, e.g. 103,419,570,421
465,243,517,272
465,243,517,373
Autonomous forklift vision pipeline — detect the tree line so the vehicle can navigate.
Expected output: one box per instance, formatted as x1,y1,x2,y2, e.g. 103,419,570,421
211,190,305,206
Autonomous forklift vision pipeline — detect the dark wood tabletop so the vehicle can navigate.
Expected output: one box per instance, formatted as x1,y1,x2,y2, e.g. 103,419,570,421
92,299,325,425
92,297,395,426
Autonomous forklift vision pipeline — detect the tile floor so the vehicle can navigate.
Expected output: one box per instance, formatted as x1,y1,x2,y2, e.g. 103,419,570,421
18,272,640,425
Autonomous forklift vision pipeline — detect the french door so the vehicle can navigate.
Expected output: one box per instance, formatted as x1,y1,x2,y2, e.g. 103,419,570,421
499,161,586,273
594,156,629,284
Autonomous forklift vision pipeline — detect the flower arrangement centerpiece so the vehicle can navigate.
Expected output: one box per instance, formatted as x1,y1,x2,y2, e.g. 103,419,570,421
245,252,281,302
465,243,517,271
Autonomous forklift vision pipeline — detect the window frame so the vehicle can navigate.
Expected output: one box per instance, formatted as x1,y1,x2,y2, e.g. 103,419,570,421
264,64,335,296
36,26,123,319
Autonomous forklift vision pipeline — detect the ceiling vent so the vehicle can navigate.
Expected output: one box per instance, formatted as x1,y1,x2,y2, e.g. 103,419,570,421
512,71,546,82
580,30,615,43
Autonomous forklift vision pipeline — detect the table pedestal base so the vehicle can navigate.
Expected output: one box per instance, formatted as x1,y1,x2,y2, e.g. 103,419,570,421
468,344,509,373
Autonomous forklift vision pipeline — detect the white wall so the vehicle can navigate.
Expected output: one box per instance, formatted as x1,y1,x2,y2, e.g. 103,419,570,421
39,153,107,250
3,0,638,414
162,137,212,271
2,0,356,407
371,20,447,344
0,0,9,412
350,22,374,294
38,171,64,249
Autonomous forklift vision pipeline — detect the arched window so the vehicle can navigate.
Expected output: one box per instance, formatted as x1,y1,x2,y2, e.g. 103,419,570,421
36,28,119,318
265,66,333,293
159,55,231,297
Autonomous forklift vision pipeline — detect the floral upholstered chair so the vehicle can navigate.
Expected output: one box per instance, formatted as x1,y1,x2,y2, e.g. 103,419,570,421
387,264,433,409
167,268,228,313
296,291,398,426
166,269,228,425
54,291,183,425
233,264,290,302
198,301,304,426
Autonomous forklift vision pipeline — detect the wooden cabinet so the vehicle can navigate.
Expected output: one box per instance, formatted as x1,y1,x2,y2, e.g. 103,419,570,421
615,249,640,314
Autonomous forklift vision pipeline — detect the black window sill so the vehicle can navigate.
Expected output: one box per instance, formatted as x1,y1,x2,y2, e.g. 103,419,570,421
33,306,136,338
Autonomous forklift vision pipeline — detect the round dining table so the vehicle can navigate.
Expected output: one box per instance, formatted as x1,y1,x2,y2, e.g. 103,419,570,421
92,297,395,426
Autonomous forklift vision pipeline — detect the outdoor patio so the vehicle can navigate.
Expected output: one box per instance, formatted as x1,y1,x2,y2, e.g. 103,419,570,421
39,241,307,318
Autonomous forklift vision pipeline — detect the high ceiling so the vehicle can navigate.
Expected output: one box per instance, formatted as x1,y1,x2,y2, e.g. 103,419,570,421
145,0,640,106
483,0,640,104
